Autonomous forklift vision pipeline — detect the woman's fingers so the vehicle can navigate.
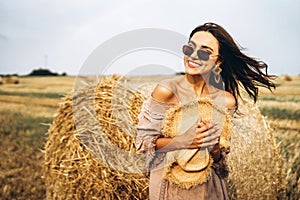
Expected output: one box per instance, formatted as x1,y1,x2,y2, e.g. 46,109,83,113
199,131,220,143
190,138,218,149
199,141,219,148
196,125,220,138
184,119,221,149
194,126,220,147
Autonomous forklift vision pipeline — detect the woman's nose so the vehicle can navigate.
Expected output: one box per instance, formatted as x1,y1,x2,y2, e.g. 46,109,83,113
190,53,198,60
190,50,198,60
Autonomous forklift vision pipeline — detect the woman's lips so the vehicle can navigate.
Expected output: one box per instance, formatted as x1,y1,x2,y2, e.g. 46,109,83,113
187,60,201,68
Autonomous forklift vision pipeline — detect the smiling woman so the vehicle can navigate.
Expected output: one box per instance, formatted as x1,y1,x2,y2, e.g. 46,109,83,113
136,22,277,200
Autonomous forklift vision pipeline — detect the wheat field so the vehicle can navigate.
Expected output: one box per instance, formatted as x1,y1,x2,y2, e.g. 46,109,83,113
0,75,299,199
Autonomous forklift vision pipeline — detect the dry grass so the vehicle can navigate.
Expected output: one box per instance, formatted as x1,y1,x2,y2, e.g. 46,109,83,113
0,75,299,199
0,76,74,199
0,95,60,108
257,75,300,199
0,76,75,94
0,110,52,199
0,102,57,118
0,76,75,117
269,119,300,130
258,101,300,110
259,75,300,96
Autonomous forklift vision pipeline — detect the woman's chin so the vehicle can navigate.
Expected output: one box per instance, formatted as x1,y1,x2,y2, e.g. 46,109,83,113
185,67,210,76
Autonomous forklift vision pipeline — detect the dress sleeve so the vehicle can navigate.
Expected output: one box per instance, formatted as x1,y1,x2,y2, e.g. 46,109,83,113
136,97,174,171
212,106,236,179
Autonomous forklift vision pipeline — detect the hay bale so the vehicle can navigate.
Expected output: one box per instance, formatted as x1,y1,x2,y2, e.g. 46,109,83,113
45,75,281,199
283,75,292,81
45,75,150,199
226,101,281,199
6,76,19,84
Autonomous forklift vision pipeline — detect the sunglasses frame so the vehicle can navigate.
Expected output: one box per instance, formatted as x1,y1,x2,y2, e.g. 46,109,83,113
182,44,219,61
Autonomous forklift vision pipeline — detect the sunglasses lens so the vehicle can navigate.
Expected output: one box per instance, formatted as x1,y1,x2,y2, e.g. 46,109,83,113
183,45,213,61
182,45,194,56
197,50,210,61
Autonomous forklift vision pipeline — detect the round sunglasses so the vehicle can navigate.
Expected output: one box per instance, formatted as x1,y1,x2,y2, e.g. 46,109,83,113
182,45,218,61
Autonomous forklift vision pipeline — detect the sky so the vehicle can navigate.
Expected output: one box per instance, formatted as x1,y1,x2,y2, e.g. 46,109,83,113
0,0,299,76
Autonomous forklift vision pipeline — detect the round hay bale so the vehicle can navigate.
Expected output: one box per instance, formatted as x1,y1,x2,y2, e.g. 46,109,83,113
45,74,281,199
45,75,150,199
226,101,281,199
6,76,19,84
0,76,3,84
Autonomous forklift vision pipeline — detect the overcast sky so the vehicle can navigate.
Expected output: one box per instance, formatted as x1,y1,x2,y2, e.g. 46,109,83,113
0,0,299,76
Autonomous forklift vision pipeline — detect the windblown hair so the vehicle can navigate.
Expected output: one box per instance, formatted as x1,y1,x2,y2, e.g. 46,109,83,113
190,22,276,108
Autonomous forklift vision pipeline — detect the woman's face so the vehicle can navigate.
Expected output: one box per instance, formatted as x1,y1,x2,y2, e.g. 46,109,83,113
184,31,221,76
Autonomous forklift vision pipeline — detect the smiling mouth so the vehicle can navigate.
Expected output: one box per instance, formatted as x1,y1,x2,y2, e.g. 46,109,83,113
187,60,201,68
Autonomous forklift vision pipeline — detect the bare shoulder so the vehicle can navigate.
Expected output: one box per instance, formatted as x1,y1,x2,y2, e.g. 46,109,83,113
152,84,178,104
224,91,236,109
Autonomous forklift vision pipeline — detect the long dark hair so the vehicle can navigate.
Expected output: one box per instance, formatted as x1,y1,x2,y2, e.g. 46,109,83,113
190,22,276,108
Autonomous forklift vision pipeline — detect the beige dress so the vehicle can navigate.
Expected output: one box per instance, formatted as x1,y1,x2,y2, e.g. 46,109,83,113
136,76,232,200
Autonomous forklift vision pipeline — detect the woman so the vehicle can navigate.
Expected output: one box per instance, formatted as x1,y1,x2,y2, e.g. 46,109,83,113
136,22,276,200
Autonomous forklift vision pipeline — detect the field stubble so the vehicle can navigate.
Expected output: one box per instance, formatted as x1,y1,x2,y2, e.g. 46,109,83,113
0,75,299,199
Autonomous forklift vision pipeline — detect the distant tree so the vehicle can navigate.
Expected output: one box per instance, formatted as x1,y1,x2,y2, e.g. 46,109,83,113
61,72,67,76
28,68,58,76
0,74,19,77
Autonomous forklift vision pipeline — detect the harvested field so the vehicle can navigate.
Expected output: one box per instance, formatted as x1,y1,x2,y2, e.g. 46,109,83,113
0,75,299,199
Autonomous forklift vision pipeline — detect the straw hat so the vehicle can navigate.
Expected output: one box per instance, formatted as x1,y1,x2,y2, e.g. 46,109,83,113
161,98,231,189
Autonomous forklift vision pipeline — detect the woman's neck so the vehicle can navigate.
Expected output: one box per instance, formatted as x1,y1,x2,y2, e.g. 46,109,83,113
185,74,210,97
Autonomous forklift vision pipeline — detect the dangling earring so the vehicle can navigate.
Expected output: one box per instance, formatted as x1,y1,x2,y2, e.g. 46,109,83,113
212,65,222,83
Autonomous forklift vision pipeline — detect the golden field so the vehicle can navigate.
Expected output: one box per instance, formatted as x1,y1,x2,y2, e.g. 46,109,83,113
0,75,299,199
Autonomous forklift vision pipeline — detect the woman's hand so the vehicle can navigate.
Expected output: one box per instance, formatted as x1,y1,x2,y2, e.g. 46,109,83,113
156,117,221,152
174,117,221,150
